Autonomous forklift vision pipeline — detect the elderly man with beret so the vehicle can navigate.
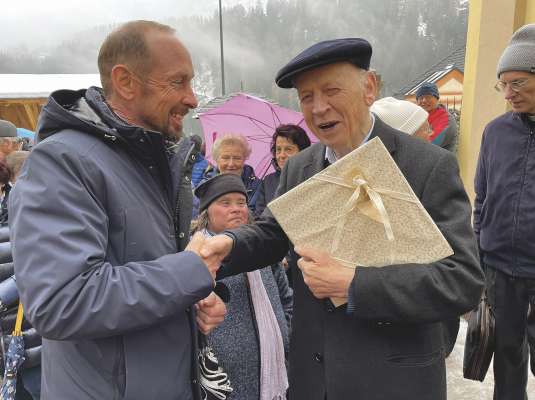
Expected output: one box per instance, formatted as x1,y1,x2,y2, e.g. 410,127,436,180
203,38,484,399
475,23,535,400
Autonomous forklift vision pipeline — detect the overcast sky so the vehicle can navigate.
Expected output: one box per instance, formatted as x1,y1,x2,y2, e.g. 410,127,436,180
2,0,257,49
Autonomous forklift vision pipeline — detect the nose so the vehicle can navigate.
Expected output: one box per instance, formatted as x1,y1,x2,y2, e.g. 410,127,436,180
312,94,329,116
503,84,516,101
183,84,198,109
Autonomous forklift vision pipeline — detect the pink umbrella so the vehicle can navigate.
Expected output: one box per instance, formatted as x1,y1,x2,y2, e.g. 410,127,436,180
197,93,317,178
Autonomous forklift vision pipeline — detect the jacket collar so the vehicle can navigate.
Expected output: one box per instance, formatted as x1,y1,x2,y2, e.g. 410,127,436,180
302,116,397,180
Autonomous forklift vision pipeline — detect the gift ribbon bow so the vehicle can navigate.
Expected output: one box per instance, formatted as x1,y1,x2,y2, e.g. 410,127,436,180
312,171,418,261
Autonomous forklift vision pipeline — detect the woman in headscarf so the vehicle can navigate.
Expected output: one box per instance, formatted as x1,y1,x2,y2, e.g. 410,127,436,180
254,124,311,216
193,174,292,400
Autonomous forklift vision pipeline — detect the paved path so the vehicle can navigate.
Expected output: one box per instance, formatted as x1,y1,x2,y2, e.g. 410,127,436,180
447,320,535,399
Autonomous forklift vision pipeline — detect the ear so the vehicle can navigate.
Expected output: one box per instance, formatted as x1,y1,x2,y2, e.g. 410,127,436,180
110,64,138,101
363,72,378,107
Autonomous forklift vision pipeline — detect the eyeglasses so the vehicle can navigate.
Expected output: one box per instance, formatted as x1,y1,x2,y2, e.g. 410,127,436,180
494,78,531,93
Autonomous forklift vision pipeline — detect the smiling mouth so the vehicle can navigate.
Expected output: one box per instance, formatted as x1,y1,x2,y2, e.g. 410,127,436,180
170,112,184,124
318,121,339,130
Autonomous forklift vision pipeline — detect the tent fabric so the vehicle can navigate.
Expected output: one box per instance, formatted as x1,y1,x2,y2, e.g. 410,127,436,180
198,93,316,178
0,99,44,131
0,74,101,130
0,74,101,99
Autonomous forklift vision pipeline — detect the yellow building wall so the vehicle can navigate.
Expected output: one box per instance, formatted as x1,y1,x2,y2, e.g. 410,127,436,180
459,0,532,201
526,1,535,23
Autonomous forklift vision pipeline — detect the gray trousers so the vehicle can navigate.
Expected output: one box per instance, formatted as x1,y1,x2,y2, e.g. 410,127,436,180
486,266,535,400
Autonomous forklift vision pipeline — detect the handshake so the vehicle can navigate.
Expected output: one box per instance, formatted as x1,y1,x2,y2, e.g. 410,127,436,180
186,232,235,335
186,232,234,280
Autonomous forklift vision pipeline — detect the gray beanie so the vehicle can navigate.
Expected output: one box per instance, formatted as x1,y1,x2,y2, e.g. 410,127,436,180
194,174,247,212
0,120,17,138
497,23,535,78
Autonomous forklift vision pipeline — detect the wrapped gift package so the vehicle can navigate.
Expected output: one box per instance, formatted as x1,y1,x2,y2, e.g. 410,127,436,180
268,136,453,272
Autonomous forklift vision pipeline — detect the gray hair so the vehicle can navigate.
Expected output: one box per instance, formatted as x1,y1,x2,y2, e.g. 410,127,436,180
212,133,252,161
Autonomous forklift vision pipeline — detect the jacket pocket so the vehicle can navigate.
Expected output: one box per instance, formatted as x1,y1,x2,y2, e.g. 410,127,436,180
384,323,443,367
387,349,443,367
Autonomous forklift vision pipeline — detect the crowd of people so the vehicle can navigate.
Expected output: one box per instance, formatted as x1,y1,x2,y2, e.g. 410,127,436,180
0,18,534,400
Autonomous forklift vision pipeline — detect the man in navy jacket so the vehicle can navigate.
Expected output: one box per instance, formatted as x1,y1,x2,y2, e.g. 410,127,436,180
474,23,535,400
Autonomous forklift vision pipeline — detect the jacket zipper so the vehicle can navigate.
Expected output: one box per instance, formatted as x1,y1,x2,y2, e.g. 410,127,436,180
511,125,534,273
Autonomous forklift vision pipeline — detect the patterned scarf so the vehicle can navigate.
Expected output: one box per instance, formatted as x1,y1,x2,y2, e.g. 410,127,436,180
202,229,287,399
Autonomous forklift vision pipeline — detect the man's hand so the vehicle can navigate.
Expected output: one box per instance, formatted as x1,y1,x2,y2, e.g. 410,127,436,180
196,292,227,335
200,234,234,271
186,232,220,279
295,245,355,299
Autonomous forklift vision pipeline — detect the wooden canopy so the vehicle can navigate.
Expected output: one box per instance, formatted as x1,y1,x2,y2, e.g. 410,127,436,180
0,74,101,130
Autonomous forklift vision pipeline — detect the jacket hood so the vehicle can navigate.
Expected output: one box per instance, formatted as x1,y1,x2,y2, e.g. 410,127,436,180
36,87,128,143
37,87,178,196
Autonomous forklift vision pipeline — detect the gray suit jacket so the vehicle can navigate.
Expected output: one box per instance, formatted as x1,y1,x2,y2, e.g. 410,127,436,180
223,117,484,400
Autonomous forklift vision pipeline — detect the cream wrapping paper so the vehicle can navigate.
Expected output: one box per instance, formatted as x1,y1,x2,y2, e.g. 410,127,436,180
267,137,454,306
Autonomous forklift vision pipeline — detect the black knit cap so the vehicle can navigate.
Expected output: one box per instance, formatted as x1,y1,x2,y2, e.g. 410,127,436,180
194,174,247,212
275,38,372,88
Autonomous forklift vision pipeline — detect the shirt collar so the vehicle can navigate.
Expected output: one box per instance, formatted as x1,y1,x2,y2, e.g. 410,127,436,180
325,113,375,164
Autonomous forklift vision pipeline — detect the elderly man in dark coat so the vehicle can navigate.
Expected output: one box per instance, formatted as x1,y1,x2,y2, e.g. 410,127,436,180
202,38,484,400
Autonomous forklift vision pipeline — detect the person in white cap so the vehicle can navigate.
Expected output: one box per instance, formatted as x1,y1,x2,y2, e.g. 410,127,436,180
370,97,431,140
474,23,535,400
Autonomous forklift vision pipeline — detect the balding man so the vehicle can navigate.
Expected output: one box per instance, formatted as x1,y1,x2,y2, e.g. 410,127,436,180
9,20,225,399
203,38,484,399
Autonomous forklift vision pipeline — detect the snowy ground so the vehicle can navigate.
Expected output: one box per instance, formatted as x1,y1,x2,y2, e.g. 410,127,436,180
447,320,535,399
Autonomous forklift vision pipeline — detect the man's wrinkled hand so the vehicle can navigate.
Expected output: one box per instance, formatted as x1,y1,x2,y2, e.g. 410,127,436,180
295,245,355,300
186,232,220,279
200,234,234,273
196,292,227,335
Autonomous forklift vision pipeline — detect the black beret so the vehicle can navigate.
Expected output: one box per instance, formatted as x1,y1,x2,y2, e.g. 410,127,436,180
275,38,372,88
194,174,247,212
